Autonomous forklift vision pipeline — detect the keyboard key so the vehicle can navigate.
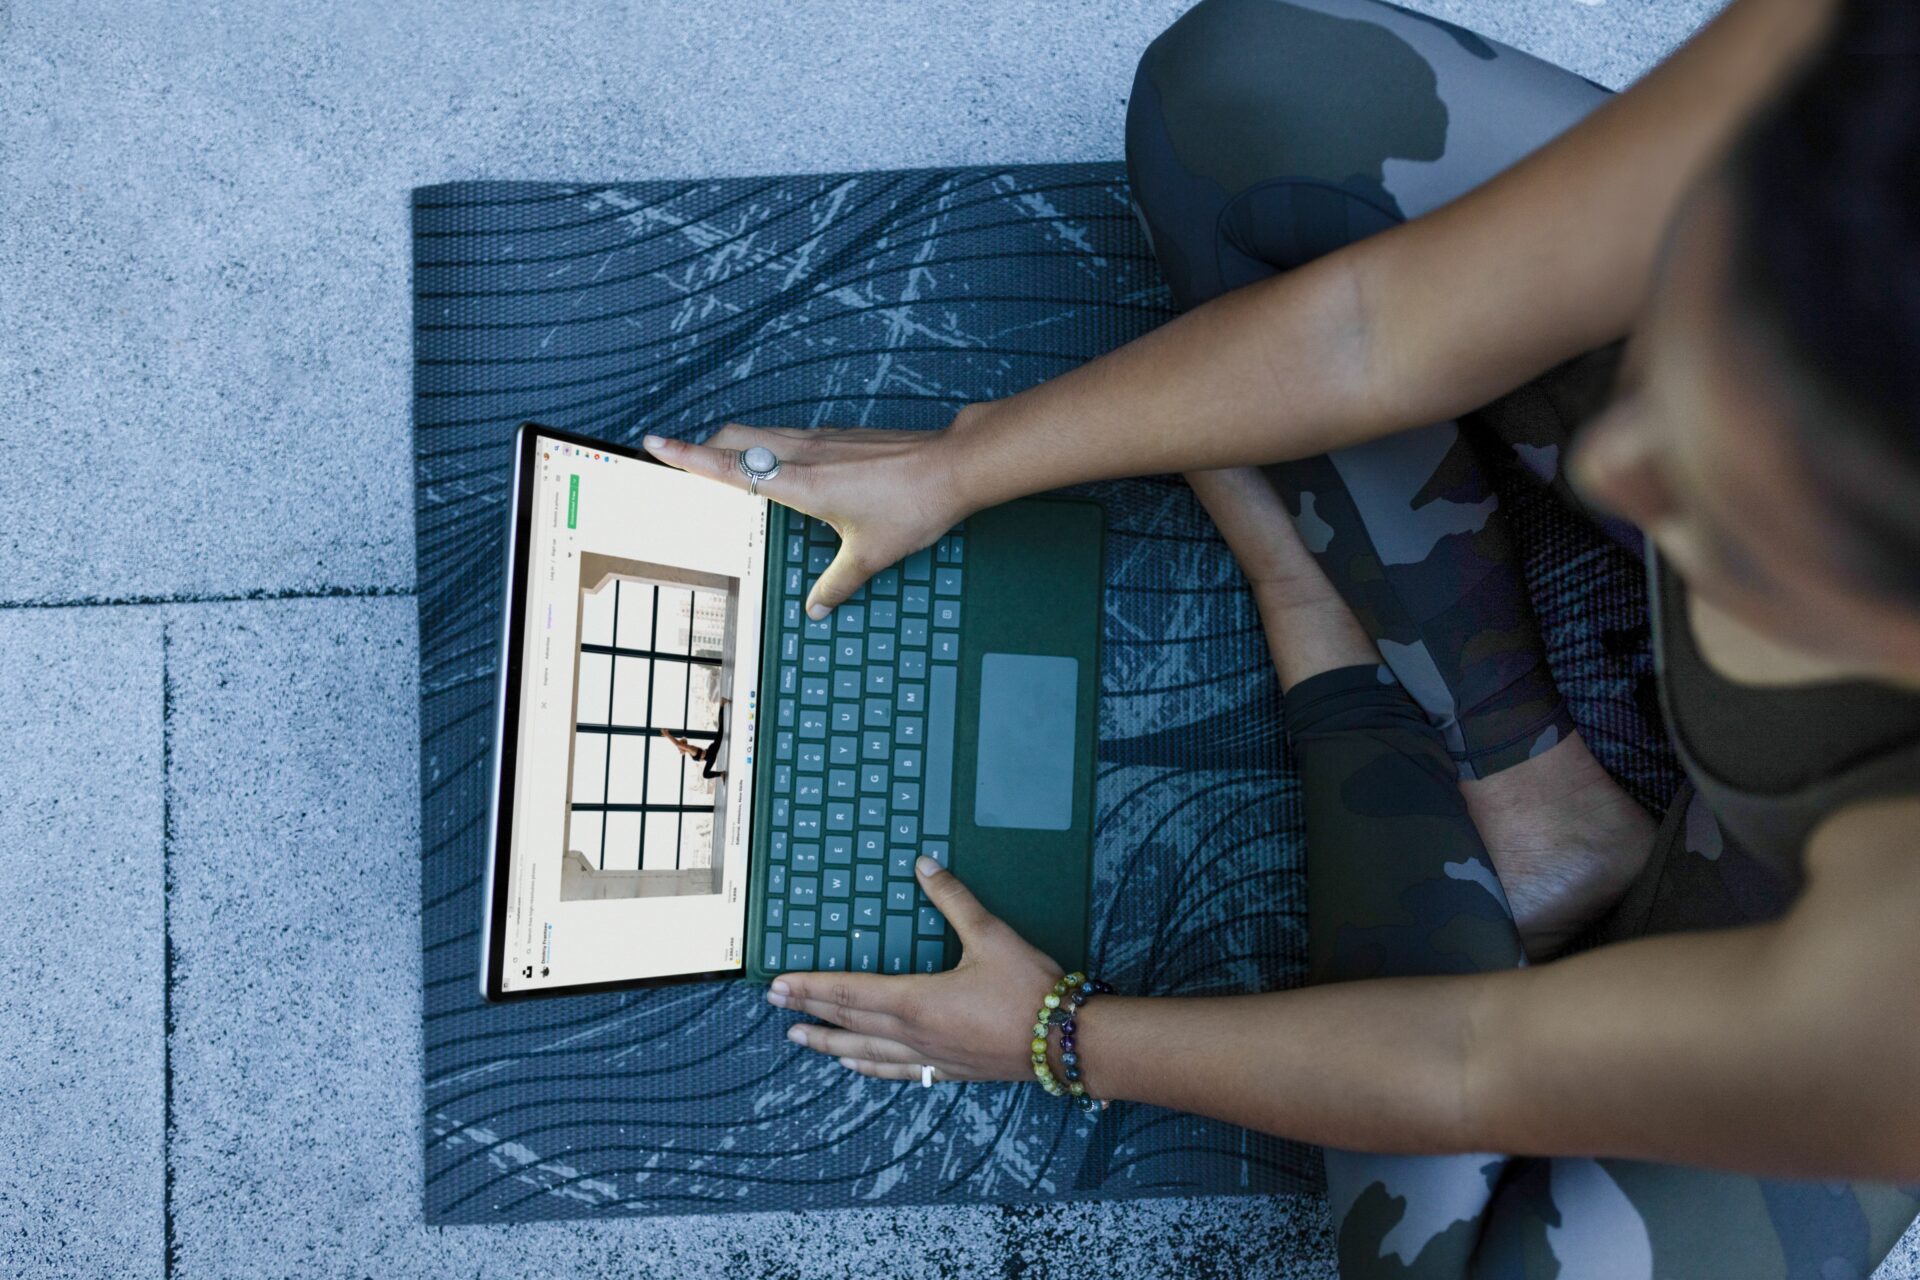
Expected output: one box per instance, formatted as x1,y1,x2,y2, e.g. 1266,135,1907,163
779,666,797,696
801,677,828,706
830,735,857,765
774,764,792,795
915,939,944,974
898,682,925,712
851,928,879,972
817,935,847,971
892,782,920,811
795,776,822,805
770,832,788,862
901,619,928,648
856,865,883,894
793,810,821,838
831,702,858,732
798,710,826,739
899,651,926,680
903,586,930,615
791,843,820,872
836,606,866,634
888,848,916,879
863,697,893,728
833,669,861,699
866,651,895,682
826,802,854,832
933,599,961,629
791,878,819,908
807,517,836,543
859,797,887,827
825,836,853,865
804,614,830,641
782,633,798,662
921,840,949,869
828,769,855,798
778,732,796,761
766,900,786,928
884,914,914,973
797,743,824,770
788,908,818,941
904,548,932,582
887,882,915,913
808,545,833,574
857,831,885,860
938,534,963,564
788,534,805,563
835,637,861,666
765,931,782,964
870,568,899,596
823,873,850,902
935,568,962,596
785,942,815,971
932,632,959,661
890,815,919,845
784,600,802,630
854,897,882,927
860,764,887,794
768,865,787,895
786,567,803,595
869,600,898,630
926,664,957,836
917,905,944,936
803,644,830,673
772,799,790,826
862,731,889,760
778,700,795,728
897,715,923,743
894,749,922,778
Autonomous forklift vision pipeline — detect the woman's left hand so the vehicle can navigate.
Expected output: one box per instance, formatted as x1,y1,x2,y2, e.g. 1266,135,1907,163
767,856,1065,1082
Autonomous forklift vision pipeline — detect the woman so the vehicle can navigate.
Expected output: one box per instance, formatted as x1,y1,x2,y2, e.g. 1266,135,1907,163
646,0,1920,1272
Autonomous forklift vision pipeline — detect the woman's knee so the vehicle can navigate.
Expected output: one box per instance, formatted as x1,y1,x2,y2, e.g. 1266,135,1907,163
1126,0,1448,305
1128,0,1445,197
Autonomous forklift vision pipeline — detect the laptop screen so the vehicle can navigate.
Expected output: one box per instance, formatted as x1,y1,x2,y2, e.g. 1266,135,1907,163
498,434,767,992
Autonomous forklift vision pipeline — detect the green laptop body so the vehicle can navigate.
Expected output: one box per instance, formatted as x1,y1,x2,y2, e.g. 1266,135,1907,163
742,495,1104,983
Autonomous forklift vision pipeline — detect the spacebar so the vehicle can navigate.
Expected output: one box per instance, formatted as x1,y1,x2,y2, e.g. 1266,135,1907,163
925,664,957,836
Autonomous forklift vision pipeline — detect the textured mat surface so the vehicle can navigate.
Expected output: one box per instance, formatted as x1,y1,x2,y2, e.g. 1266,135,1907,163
412,162,1680,1225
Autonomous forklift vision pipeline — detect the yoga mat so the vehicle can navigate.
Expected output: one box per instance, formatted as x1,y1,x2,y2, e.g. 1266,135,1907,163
412,163,1679,1224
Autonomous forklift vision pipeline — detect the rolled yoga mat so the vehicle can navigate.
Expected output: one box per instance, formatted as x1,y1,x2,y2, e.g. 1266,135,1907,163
412,163,1678,1224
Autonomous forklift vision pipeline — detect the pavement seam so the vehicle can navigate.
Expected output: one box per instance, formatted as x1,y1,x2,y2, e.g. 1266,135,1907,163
162,622,178,1278
0,585,418,611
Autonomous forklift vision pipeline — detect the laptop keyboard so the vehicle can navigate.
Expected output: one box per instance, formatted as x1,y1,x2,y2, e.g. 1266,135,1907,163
762,515,966,975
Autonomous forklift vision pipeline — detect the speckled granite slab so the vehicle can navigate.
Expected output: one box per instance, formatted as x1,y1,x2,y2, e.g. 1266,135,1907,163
411,164,1675,1224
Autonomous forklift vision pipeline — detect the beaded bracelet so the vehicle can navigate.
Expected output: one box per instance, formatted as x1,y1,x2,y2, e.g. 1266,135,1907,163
1028,971,1113,1112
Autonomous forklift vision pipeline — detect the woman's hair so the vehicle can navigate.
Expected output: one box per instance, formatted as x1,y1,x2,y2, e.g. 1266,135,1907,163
1727,0,1920,605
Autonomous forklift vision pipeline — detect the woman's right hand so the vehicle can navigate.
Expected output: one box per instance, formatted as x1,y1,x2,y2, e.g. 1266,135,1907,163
644,409,987,617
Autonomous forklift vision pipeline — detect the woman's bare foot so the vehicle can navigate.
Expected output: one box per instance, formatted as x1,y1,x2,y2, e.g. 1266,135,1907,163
1188,465,1654,960
1459,738,1656,959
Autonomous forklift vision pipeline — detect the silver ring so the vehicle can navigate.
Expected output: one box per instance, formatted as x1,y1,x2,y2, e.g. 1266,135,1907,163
737,445,780,496
920,1064,935,1088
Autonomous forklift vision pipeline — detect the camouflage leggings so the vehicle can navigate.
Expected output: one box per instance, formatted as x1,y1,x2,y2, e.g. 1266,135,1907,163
1127,1,1920,1275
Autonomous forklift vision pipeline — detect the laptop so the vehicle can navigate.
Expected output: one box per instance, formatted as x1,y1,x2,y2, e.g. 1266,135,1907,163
480,422,1103,1000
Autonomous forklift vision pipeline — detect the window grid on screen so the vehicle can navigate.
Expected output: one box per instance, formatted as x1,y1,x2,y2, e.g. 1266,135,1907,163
572,578,724,873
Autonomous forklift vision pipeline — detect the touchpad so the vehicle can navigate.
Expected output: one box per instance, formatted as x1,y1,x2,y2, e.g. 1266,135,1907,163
974,653,1078,831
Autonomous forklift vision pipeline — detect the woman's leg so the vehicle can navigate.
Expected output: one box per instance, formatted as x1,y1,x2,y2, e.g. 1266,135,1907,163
1127,0,1652,954
1198,468,1920,1278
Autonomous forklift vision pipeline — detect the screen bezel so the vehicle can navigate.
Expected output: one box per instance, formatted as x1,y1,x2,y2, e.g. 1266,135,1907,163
479,422,764,1001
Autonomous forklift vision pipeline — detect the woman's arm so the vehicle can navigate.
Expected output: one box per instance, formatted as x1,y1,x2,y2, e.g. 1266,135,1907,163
650,0,1833,614
945,0,1834,510
774,799,1920,1181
